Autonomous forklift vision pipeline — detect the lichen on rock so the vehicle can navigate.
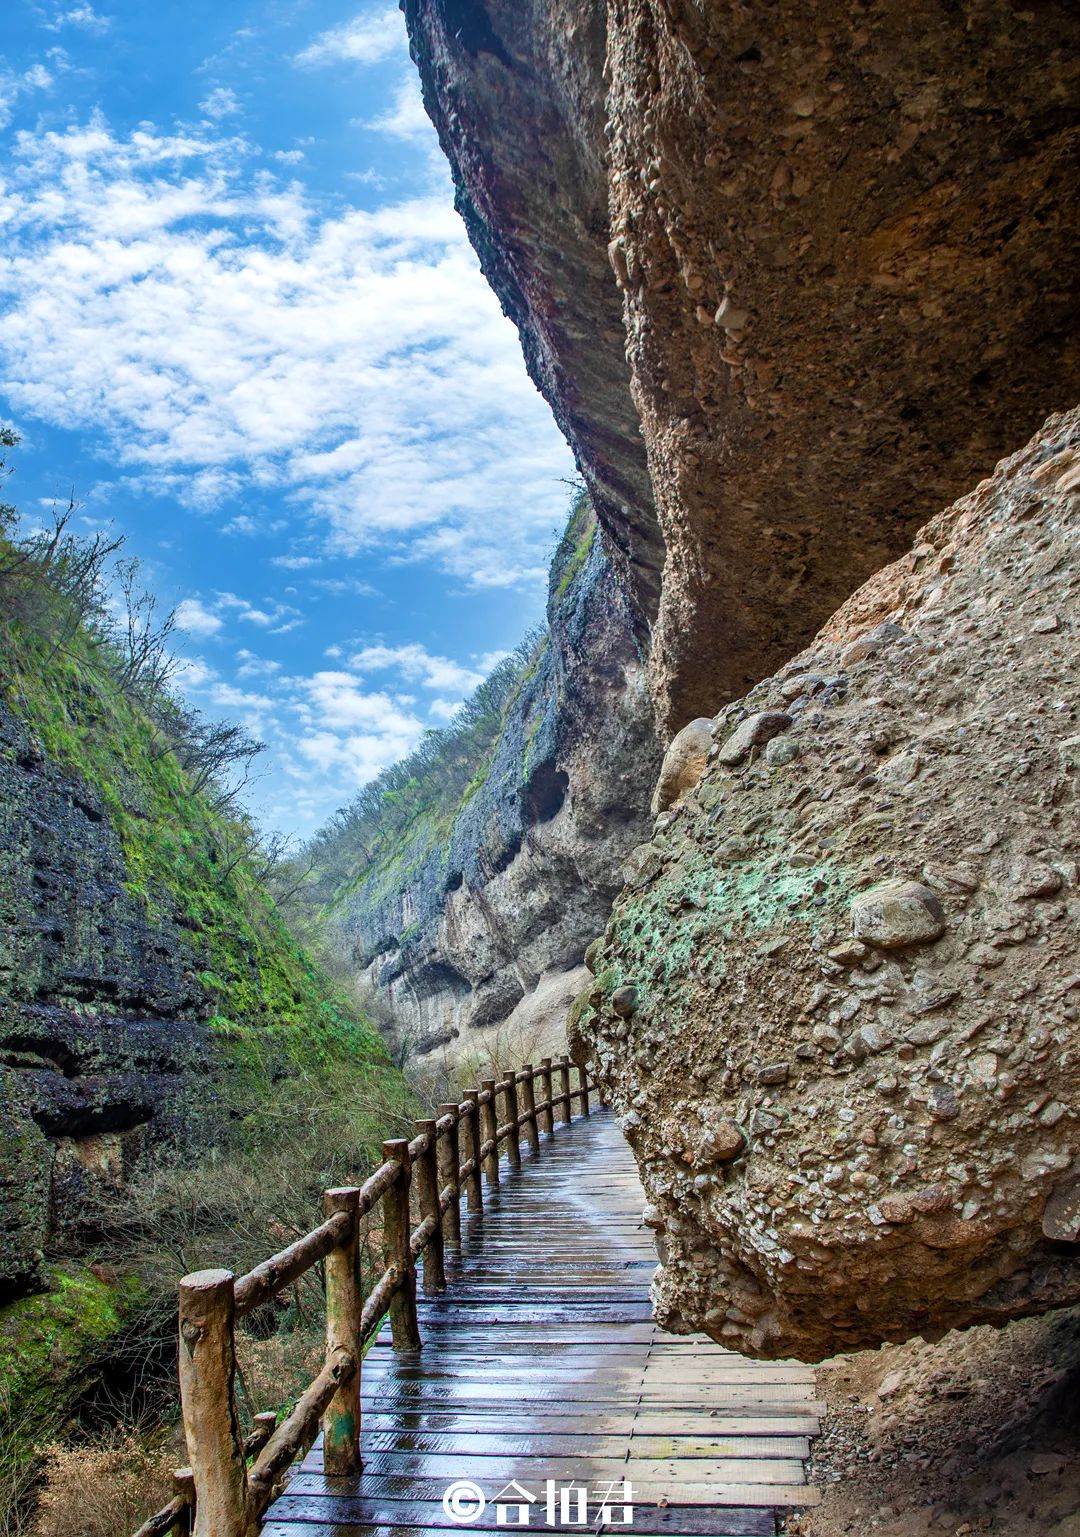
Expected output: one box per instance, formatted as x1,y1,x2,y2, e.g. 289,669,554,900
577,409,1080,1360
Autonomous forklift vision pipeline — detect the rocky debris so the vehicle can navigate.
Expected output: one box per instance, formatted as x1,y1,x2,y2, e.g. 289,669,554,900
404,0,1080,736
715,711,793,767
577,409,1080,1359
651,717,713,815
337,504,660,1057
791,1308,1080,1537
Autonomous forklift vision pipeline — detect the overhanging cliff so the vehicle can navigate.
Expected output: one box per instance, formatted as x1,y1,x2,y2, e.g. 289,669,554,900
404,0,1079,736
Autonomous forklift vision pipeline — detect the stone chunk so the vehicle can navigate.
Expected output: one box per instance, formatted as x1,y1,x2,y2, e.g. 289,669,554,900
756,1061,790,1085
612,985,639,1017
651,717,714,815
715,712,792,766
851,882,946,949
1041,1171,1080,1241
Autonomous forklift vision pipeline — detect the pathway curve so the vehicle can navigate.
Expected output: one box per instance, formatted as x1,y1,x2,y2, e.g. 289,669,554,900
264,1110,820,1537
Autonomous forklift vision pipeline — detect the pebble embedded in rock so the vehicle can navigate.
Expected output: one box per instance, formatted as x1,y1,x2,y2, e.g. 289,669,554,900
715,711,792,766
703,1119,747,1161
612,984,639,1017
765,735,800,767
757,1061,790,1085
928,1086,960,1121
851,882,946,949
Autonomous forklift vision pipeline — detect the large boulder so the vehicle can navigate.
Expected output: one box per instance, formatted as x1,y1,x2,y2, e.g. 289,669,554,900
577,408,1080,1359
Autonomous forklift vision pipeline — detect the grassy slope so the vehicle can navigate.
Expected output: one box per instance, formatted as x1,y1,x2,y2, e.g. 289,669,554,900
0,604,415,1509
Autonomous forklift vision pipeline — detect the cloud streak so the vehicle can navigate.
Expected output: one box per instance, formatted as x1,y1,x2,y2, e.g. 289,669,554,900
0,114,573,590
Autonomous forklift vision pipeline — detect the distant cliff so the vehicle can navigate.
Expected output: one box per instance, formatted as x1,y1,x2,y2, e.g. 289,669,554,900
301,496,660,1057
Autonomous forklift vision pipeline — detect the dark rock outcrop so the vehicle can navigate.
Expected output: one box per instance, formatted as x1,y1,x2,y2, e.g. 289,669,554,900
331,504,660,1055
0,706,213,1296
576,410,1080,1360
405,0,1080,736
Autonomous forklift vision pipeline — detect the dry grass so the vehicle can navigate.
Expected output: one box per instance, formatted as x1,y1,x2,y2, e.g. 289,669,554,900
32,1435,176,1537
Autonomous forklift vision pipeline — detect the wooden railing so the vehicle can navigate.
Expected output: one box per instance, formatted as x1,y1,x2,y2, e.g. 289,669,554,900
133,1055,593,1537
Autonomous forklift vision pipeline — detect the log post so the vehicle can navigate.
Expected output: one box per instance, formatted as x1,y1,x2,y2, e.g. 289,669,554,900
504,1074,521,1170
462,1090,483,1213
519,1065,540,1154
178,1269,254,1537
538,1058,554,1137
174,1468,195,1536
321,1187,362,1474
579,1062,591,1117
415,1120,446,1295
437,1103,462,1244
557,1054,572,1125
480,1079,500,1187
382,1140,421,1349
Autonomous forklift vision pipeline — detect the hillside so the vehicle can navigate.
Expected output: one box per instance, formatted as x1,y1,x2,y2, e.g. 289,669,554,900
0,467,412,1496
295,493,660,1062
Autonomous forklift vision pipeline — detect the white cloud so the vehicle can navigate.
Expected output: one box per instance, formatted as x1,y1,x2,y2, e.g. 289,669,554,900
428,697,462,722
0,116,574,592
350,642,486,693
175,598,224,636
221,513,257,535
199,86,241,120
295,8,405,68
0,59,61,130
363,76,430,143
171,655,217,687
272,149,305,165
45,5,111,30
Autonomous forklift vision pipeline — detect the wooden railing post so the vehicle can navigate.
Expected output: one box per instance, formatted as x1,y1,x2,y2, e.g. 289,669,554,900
382,1140,421,1349
415,1120,446,1295
462,1090,483,1213
538,1058,554,1137
321,1187,362,1475
174,1467,195,1536
178,1269,254,1537
480,1079,500,1187
519,1065,540,1154
504,1074,522,1170
579,1062,591,1117
557,1055,572,1125
437,1104,462,1244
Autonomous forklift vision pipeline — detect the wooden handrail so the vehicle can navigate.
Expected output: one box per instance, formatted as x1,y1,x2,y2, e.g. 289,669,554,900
142,1058,596,1537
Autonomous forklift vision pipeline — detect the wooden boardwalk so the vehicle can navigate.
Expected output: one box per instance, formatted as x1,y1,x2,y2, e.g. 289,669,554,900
264,1111,820,1537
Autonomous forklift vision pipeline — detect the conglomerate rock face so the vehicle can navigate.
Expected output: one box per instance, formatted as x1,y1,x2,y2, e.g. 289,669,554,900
405,0,1080,735
575,410,1080,1360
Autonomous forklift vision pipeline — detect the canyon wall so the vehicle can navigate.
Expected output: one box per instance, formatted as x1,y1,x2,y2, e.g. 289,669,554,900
405,0,1079,735
324,500,660,1057
0,625,393,1306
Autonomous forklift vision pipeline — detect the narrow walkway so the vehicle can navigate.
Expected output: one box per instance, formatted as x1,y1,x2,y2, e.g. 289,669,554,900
264,1111,820,1537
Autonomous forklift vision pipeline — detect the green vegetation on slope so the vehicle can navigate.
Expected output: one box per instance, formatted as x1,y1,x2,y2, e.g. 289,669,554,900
291,491,597,942
0,434,417,1528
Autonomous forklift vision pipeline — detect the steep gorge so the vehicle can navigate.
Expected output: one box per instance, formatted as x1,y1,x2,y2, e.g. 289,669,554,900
311,498,660,1059
396,0,1080,1358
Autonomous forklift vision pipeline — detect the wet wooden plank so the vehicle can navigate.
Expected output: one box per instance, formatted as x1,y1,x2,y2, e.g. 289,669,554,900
359,1412,820,1438
266,1112,817,1536
265,1502,777,1534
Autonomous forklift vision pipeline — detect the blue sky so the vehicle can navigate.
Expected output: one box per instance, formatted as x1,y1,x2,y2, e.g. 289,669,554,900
0,1,577,835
